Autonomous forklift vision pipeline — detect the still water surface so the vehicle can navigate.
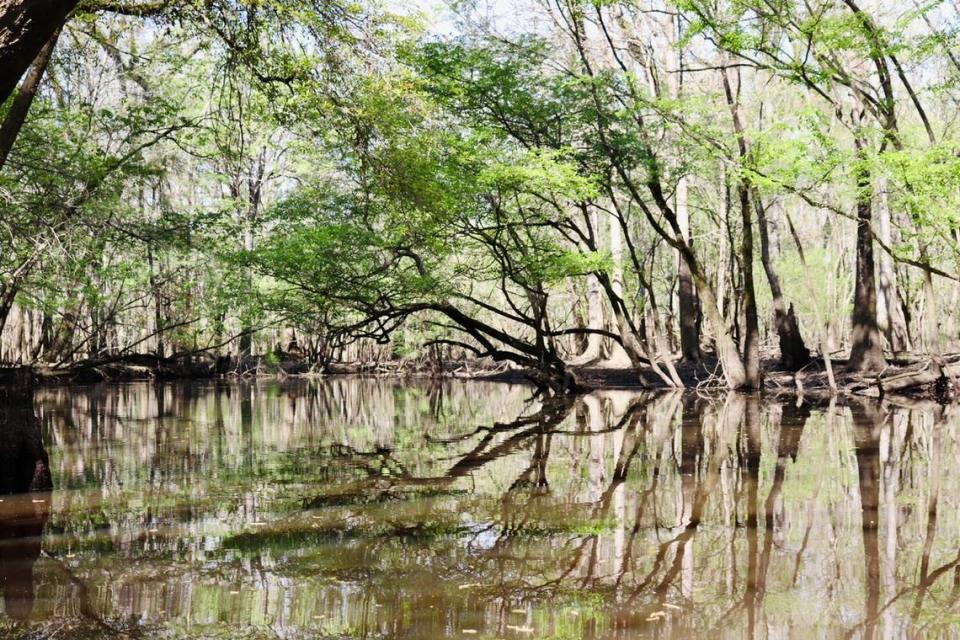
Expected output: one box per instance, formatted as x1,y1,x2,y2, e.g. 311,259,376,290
0,379,958,638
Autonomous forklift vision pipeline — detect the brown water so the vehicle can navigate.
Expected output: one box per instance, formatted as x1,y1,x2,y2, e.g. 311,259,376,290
0,379,956,638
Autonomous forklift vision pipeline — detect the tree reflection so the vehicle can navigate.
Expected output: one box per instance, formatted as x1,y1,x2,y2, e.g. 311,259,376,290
851,400,883,640
15,380,960,638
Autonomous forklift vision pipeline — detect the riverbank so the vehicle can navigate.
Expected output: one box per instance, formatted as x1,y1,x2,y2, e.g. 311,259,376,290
570,353,960,404
3,351,959,405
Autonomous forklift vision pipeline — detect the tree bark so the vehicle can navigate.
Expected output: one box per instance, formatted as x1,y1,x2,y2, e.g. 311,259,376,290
676,176,701,362
607,203,625,363
848,141,887,373
875,177,910,352
921,267,941,355
0,282,17,341
235,148,266,359
737,182,761,386
0,26,58,170
147,246,164,358
0,0,76,104
579,208,603,363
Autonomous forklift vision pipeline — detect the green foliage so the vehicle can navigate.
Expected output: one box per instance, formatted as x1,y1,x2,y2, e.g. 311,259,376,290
5,0,960,376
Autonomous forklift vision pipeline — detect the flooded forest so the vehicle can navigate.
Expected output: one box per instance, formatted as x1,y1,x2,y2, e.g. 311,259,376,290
3,0,960,637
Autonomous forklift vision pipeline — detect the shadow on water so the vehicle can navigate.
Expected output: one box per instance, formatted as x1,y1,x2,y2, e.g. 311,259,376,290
1,378,959,637
0,372,51,622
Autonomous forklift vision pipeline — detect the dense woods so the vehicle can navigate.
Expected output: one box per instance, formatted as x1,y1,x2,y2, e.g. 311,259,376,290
3,0,960,393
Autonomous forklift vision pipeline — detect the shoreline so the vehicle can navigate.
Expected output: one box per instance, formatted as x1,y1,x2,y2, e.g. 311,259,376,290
2,351,958,408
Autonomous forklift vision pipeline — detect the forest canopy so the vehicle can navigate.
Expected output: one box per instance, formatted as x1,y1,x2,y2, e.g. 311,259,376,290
2,0,960,392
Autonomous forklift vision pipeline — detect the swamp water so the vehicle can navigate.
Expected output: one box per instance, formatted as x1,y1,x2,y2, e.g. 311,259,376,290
0,379,957,638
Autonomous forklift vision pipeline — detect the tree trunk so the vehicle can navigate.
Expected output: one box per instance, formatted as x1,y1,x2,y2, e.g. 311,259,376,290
0,26,58,171
754,193,809,370
640,195,747,389
676,176,700,362
667,14,700,363
579,210,603,363
875,177,910,352
238,147,267,359
688,264,747,388
921,267,941,356
594,273,663,377
721,64,760,387
607,204,625,363
648,304,684,387
0,0,76,104
848,141,887,373
148,246,164,358
0,283,17,342
716,172,734,324
600,287,679,388
737,182,761,386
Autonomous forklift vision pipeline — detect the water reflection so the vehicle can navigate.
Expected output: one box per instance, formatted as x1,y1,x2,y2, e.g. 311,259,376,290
0,380,51,623
0,379,955,637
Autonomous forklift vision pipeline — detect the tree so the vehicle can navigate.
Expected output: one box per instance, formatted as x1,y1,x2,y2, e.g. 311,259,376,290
0,0,77,103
